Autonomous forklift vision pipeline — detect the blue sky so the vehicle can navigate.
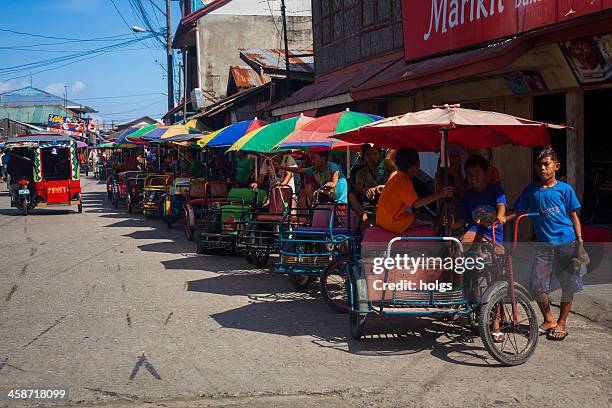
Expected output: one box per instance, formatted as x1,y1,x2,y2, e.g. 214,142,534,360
0,0,183,127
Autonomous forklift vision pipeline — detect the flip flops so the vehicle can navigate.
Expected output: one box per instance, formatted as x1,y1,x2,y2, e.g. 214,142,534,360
492,332,505,343
538,325,557,335
546,329,568,341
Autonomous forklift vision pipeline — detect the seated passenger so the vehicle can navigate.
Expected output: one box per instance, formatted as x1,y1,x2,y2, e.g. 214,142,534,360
377,147,453,234
349,144,397,227
235,151,254,187
250,154,296,194
447,154,507,253
469,148,501,184
281,151,348,206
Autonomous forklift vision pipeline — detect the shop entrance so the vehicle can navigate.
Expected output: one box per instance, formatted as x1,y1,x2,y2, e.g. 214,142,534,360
584,88,612,226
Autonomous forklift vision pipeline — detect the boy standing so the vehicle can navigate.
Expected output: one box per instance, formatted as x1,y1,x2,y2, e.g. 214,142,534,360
513,148,585,341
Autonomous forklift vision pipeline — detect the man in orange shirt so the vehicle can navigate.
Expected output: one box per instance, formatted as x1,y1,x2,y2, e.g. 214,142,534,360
377,147,453,233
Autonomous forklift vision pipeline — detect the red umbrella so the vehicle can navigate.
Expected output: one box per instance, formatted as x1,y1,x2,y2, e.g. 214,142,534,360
335,104,566,235
334,104,565,151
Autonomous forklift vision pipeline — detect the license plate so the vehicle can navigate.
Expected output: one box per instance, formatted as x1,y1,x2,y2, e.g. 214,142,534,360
19,189,30,195
204,240,231,250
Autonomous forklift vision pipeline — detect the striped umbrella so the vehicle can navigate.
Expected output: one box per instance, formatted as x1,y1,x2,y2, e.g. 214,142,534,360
198,119,267,148
227,114,314,153
277,110,383,150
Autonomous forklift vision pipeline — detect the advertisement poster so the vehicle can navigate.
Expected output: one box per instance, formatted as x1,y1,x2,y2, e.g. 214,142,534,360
559,34,612,84
47,114,84,136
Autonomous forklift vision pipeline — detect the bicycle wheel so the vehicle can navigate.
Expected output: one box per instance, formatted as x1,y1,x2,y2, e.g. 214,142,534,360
320,254,351,313
479,285,538,366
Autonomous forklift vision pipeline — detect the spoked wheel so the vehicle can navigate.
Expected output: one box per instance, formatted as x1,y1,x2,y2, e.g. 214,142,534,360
289,275,314,292
320,255,351,313
127,195,133,213
479,285,539,366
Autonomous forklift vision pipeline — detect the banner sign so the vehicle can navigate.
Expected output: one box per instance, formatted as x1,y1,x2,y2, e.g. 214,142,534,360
47,114,85,136
402,0,612,61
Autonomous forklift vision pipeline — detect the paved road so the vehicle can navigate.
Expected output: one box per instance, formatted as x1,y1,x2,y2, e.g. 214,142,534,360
0,178,610,408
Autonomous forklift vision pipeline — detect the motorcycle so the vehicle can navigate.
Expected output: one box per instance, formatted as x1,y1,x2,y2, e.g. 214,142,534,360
15,177,34,216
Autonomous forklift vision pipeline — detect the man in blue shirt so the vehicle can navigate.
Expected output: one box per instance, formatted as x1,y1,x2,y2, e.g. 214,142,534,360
512,148,585,341
281,151,348,205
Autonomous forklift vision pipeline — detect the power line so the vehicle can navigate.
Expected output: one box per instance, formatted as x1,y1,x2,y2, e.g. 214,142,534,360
0,37,153,74
0,28,134,42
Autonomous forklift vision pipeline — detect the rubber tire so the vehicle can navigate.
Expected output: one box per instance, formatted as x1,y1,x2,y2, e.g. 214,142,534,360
244,250,254,264
320,255,351,313
252,251,270,268
289,275,314,292
349,311,366,340
479,286,538,366
185,226,194,241
21,197,29,216
78,202,83,213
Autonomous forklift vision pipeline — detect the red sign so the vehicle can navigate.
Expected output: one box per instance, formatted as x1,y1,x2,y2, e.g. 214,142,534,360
402,0,612,61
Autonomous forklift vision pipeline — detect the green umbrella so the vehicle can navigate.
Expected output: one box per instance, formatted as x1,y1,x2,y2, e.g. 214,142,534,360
227,115,315,153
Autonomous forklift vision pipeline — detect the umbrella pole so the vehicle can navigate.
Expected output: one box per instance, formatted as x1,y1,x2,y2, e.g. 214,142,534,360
346,146,350,179
441,129,451,237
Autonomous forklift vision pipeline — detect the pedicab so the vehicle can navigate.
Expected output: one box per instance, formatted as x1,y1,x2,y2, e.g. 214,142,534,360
241,184,298,267
334,104,566,366
275,185,361,312
4,135,83,215
161,177,192,227
196,187,267,254
140,174,171,218
111,171,147,209
183,180,236,241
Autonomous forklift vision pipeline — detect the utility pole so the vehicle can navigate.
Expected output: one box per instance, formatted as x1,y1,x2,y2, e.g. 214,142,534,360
166,0,175,112
280,0,291,97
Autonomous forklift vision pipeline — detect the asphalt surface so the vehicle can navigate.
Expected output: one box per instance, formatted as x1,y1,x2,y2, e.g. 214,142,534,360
0,177,610,408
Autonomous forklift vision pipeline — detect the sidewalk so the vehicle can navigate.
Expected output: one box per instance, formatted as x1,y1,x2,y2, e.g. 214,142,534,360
514,242,612,329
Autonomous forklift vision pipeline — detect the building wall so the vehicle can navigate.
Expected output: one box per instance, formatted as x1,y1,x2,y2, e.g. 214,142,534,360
196,14,312,101
311,0,403,75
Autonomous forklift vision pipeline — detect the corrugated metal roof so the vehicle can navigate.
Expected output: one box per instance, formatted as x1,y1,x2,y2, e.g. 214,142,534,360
0,86,83,107
0,105,66,125
230,66,268,89
269,51,402,112
240,49,314,74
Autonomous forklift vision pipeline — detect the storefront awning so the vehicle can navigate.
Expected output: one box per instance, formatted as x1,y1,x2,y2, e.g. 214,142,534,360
352,9,612,101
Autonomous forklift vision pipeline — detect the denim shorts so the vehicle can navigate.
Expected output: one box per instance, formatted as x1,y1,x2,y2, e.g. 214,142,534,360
531,241,583,297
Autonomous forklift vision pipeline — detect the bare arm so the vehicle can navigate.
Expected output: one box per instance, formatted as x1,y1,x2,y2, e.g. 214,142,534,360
324,171,339,188
570,210,583,243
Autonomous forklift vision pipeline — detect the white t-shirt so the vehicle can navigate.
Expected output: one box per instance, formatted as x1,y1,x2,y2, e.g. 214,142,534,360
260,155,296,194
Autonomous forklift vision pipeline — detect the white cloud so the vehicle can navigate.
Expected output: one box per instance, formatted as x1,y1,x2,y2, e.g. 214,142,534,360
72,80,86,93
0,80,28,94
44,83,66,96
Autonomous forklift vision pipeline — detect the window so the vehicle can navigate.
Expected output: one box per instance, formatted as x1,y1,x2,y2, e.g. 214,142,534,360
361,0,391,28
321,0,342,45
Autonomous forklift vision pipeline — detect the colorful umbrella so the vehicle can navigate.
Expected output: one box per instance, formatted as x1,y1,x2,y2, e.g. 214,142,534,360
141,124,202,141
227,115,314,153
333,104,565,151
75,140,88,148
198,119,267,148
277,110,382,150
112,124,158,146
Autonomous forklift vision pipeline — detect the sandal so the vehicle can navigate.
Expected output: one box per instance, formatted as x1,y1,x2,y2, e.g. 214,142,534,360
546,329,568,341
538,324,557,335
492,332,505,343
